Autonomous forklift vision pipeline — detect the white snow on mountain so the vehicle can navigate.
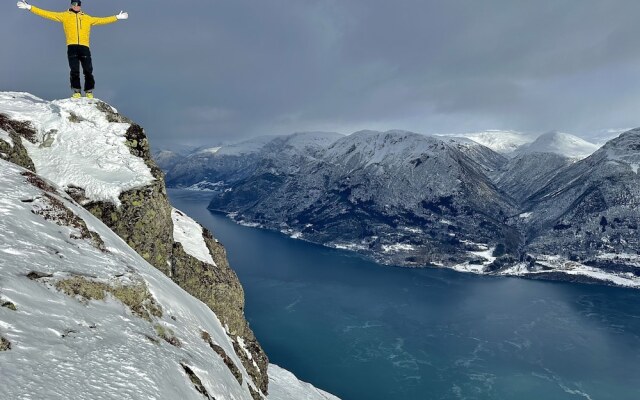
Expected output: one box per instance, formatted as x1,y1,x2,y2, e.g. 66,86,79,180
171,208,216,266
268,365,340,400
199,146,222,155
0,159,258,399
444,130,533,154
598,128,640,174
214,132,343,158
0,92,155,206
217,136,281,156
324,130,442,167
277,131,344,153
0,126,12,146
515,131,599,159
499,255,640,288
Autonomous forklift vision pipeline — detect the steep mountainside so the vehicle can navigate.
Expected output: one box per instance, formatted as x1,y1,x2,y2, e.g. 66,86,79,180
210,130,518,267
158,126,640,288
154,149,185,172
517,129,640,274
493,152,574,203
0,92,340,398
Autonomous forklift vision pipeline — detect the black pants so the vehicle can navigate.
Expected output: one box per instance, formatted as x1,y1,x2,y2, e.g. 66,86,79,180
67,45,95,92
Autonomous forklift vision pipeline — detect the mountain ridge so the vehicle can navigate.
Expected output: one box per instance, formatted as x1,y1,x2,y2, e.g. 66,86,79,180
161,127,640,288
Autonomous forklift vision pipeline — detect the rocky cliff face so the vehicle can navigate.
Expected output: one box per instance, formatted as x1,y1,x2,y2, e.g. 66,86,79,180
0,93,269,395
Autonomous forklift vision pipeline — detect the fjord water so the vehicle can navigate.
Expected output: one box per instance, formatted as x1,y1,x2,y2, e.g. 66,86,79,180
168,189,640,400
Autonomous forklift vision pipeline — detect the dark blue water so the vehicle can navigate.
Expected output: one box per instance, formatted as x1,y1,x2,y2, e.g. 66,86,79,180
168,189,640,400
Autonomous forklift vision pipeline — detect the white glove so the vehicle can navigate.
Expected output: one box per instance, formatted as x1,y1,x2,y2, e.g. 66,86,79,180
116,11,128,20
17,1,32,10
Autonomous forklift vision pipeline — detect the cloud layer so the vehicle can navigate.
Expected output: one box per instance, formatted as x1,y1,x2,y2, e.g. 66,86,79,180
3,0,640,148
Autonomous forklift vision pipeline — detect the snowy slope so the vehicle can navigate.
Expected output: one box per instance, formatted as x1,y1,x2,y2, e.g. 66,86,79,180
0,159,256,399
0,92,155,206
515,131,599,159
274,131,344,154
172,208,216,265
600,128,640,173
215,132,342,157
0,158,339,400
217,136,282,156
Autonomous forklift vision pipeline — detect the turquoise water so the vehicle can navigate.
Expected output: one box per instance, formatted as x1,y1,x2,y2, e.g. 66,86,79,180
169,189,640,400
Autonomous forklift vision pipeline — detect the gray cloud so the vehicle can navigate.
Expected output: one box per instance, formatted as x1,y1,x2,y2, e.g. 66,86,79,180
2,0,640,149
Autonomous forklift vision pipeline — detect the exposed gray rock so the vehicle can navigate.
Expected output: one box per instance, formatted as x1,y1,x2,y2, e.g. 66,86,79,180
0,113,36,172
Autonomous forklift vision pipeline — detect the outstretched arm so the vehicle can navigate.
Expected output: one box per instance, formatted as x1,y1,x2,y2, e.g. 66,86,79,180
17,2,64,22
90,11,128,26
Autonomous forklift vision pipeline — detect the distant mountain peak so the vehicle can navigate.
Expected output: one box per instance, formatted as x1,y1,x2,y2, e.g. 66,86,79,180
596,127,640,173
515,131,599,159
444,130,533,154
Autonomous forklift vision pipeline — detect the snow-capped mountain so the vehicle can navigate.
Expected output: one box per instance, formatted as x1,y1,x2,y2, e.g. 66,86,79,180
159,125,640,288
209,129,517,267
0,92,340,399
153,149,185,172
523,129,640,239
514,131,599,159
445,130,533,154
165,132,343,188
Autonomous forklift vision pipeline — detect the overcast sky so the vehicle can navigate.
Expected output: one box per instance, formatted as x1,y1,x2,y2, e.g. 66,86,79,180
2,0,640,149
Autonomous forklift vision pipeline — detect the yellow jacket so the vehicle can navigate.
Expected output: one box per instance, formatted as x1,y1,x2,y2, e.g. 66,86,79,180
30,6,118,47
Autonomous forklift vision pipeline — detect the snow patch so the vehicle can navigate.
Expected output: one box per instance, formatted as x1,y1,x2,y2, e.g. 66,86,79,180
0,92,155,206
0,127,12,147
381,243,416,253
171,208,216,266
200,146,221,155
332,242,368,251
268,364,341,400
499,255,640,288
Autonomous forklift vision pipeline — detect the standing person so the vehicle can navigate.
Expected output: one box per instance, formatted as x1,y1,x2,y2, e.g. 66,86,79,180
16,1,129,99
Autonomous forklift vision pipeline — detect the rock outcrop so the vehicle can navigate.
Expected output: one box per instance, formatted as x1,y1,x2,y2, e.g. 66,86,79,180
0,93,269,394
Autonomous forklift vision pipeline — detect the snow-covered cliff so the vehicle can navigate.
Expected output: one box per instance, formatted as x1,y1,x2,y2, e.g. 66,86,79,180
0,92,340,399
